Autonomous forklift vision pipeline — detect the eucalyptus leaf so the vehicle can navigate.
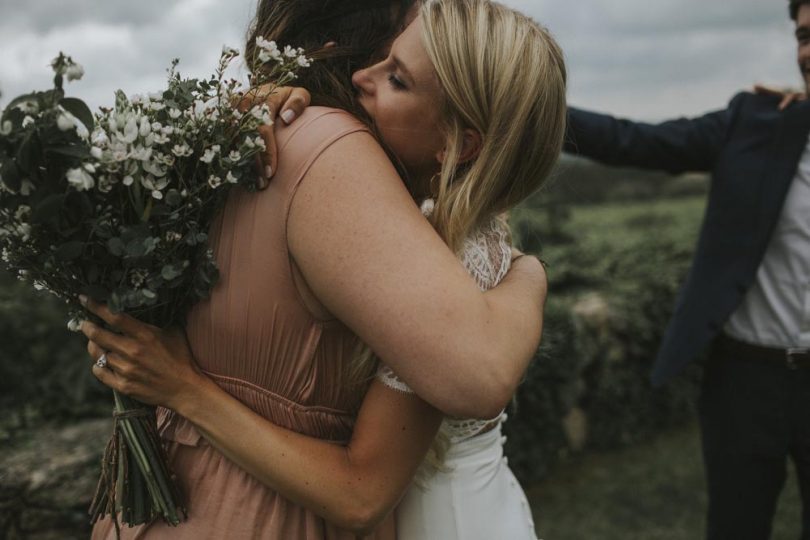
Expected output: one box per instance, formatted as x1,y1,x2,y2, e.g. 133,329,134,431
16,131,41,175
55,241,84,261
31,194,65,224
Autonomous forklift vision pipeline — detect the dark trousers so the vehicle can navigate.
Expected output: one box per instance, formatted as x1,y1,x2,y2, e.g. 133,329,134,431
699,340,810,540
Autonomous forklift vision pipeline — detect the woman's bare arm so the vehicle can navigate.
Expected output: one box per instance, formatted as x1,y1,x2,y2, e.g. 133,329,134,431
288,131,546,419
179,377,442,535
79,307,440,536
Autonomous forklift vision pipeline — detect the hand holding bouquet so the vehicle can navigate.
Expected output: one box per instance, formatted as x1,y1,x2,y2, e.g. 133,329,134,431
0,39,310,531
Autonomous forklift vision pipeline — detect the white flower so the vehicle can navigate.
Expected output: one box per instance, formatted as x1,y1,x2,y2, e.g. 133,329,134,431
14,205,31,221
51,112,70,130
208,175,223,189
148,102,165,112
152,133,170,145
143,160,167,177
20,179,35,196
123,175,134,186
222,45,240,57
15,101,38,114
226,171,238,184
148,92,163,102
284,45,298,58
139,117,151,137
255,36,276,51
169,108,182,120
83,163,96,174
91,129,109,146
1,121,12,136
297,55,311,68
90,146,103,159
16,223,32,242
67,318,83,332
66,167,94,191
253,136,266,151
172,143,193,157
22,116,34,128
33,280,47,291
251,104,273,125
141,175,169,199
200,145,221,164
122,117,139,143
65,63,84,81
228,150,241,162
131,145,153,161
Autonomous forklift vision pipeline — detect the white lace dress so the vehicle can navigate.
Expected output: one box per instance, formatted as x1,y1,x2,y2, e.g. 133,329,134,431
375,201,538,540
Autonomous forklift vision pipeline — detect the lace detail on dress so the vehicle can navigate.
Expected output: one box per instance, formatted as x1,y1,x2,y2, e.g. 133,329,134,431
375,200,512,443
376,363,415,394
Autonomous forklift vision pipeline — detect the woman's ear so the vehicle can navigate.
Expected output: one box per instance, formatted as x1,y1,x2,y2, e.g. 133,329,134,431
458,129,483,164
435,129,483,165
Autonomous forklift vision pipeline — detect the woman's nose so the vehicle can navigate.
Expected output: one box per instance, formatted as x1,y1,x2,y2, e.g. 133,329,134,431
351,67,374,96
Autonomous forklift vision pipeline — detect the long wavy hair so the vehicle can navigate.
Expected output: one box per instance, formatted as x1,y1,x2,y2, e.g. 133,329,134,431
245,0,416,120
352,0,567,472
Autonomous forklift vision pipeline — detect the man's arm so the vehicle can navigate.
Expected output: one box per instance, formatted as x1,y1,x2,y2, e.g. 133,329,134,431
564,94,744,174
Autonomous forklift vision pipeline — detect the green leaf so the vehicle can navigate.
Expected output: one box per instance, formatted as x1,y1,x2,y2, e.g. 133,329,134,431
5,93,38,113
55,241,84,261
16,131,41,174
161,264,184,281
80,284,109,302
0,160,22,192
46,144,91,160
30,194,65,224
107,237,125,257
59,97,95,133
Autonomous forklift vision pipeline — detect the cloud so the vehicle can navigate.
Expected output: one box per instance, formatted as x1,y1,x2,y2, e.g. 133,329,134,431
0,0,802,120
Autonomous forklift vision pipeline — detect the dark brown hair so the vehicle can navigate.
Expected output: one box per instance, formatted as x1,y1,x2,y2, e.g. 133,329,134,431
790,0,810,20
245,0,416,119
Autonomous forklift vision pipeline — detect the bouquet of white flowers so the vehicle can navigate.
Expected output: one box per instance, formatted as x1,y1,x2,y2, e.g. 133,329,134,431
0,40,309,531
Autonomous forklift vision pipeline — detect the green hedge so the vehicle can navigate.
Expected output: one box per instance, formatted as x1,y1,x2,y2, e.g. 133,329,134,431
0,270,106,430
504,194,706,485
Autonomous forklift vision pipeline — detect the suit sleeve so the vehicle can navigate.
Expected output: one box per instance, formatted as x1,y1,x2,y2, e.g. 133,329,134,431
564,94,745,174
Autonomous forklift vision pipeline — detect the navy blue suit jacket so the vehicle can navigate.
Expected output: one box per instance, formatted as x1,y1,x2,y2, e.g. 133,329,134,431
565,93,810,385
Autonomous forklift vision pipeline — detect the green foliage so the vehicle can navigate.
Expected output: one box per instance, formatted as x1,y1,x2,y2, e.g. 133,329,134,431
504,195,707,485
0,269,106,428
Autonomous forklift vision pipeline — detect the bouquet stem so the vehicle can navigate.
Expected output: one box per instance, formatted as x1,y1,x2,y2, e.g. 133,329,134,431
89,390,185,533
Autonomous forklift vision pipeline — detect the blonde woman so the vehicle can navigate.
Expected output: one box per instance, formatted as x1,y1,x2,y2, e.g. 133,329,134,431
81,1,563,538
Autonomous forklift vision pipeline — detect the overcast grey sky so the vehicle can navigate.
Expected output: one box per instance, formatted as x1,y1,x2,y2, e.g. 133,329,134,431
0,0,801,121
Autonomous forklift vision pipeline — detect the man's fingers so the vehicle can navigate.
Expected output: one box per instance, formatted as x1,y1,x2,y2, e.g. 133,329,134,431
780,94,794,111
754,84,780,96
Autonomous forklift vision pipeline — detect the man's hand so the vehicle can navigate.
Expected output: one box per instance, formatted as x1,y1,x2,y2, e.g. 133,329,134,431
754,84,807,111
235,86,312,189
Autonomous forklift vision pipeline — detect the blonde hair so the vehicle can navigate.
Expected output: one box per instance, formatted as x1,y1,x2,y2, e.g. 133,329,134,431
352,0,567,470
421,0,567,253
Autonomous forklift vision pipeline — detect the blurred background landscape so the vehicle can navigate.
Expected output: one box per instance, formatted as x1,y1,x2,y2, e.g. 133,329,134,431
1,159,802,539
0,0,805,538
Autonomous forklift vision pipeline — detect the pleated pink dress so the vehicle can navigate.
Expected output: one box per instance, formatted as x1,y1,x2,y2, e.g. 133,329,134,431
92,107,395,539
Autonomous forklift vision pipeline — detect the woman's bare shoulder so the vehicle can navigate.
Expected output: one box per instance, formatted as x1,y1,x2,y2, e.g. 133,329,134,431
276,106,370,149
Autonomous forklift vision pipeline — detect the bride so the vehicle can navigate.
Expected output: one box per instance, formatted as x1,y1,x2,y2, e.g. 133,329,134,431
81,0,564,538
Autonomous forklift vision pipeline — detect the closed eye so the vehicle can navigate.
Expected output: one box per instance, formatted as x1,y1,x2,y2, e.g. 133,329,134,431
388,74,407,91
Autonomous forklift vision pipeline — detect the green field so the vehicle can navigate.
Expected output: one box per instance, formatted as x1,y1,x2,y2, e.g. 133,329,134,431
517,194,802,539
528,422,802,540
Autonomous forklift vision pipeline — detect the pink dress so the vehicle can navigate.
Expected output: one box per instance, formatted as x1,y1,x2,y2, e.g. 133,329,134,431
92,107,395,539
